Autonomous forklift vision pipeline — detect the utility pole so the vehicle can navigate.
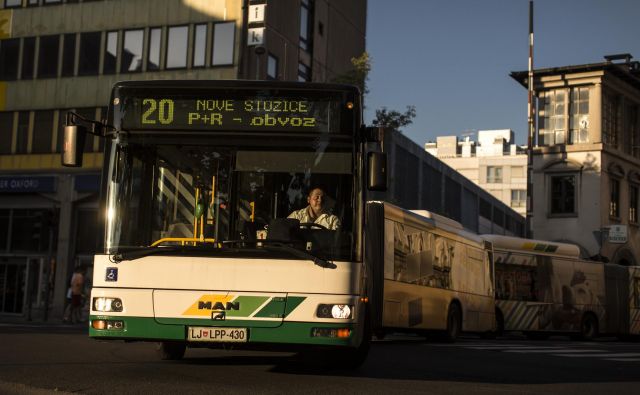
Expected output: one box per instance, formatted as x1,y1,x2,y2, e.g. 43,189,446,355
526,0,535,238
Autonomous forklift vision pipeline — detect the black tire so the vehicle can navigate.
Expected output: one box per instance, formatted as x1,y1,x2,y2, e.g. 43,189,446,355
300,309,371,370
580,314,598,341
443,303,461,343
334,308,372,370
156,342,186,360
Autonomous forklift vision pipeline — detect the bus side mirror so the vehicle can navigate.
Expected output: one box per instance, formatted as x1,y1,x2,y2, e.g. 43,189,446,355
368,151,387,191
62,125,87,167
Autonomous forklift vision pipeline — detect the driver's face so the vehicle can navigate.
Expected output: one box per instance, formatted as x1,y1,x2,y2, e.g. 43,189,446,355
307,189,325,211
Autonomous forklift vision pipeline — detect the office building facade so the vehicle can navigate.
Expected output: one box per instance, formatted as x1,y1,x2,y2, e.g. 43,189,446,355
512,54,640,265
425,130,528,217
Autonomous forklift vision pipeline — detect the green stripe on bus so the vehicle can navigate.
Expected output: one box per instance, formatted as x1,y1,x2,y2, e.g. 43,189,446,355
284,296,306,317
253,296,286,318
226,295,269,317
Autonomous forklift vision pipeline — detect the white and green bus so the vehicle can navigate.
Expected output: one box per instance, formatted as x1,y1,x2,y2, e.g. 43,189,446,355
63,80,389,367
63,80,503,367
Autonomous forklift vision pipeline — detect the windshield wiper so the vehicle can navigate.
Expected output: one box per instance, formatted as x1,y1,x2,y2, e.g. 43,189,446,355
221,240,336,269
112,245,194,262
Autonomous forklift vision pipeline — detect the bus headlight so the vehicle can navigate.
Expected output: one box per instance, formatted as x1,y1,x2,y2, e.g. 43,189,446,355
316,304,352,319
93,297,123,312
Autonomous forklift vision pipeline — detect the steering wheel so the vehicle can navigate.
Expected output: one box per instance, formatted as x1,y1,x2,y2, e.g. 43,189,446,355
299,222,329,230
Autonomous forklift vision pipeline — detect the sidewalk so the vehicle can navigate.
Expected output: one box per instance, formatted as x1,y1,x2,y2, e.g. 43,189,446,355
0,305,89,330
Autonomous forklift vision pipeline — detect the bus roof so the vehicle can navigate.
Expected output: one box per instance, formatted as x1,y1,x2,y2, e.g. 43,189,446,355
481,234,581,258
112,79,360,93
382,202,484,245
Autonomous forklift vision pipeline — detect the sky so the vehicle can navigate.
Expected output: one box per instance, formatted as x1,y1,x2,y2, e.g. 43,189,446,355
364,0,640,146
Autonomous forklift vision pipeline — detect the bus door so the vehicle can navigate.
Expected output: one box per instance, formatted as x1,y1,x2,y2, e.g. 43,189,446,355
495,252,550,332
603,264,629,335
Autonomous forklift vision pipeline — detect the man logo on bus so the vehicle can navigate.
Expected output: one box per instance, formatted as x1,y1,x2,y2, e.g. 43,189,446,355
198,301,240,311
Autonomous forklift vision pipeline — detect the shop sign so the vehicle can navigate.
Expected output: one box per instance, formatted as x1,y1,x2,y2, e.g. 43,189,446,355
608,225,628,244
0,176,56,193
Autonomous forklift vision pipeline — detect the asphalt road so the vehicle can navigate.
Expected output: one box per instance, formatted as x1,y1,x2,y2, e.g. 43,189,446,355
0,323,639,394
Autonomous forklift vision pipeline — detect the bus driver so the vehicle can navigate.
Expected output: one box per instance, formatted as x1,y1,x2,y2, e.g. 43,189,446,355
288,187,341,230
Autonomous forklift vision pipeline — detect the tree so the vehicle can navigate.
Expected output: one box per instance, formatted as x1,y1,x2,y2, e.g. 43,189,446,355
332,52,371,95
332,52,417,133
372,105,416,132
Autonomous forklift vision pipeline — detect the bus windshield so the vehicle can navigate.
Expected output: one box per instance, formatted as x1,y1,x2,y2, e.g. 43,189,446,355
104,138,357,261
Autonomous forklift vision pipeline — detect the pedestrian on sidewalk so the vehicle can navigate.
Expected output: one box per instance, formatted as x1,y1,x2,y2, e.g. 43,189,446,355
63,264,86,323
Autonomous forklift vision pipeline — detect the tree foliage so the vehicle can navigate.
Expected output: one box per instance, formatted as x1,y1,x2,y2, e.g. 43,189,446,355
332,52,417,133
331,52,371,95
373,105,417,132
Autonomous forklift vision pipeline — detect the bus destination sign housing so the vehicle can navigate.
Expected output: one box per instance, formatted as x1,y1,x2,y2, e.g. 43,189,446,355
117,92,346,134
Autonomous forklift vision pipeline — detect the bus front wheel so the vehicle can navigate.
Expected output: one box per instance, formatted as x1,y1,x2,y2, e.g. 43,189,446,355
156,341,186,360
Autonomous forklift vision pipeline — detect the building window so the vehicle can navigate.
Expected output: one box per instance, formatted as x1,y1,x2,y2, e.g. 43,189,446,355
267,53,278,80
569,86,589,144
193,24,207,68
0,209,8,251
147,27,161,71
486,166,503,183
121,29,143,73
550,174,576,215
299,0,313,52
78,32,101,76
539,89,565,146
32,110,54,154
630,185,639,224
16,111,29,154
21,37,36,80
0,112,13,155
493,207,504,228
479,199,492,220
603,92,621,148
103,31,117,74
10,209,55,252
75,209,98,254
37,35,59,78
61,33,76,77
610,178,620,218
511,190,526,208
626,104,639,158
298,62,310,82
0,39,20,80
4,0,21,8
166,26,188,69
212,22,235,66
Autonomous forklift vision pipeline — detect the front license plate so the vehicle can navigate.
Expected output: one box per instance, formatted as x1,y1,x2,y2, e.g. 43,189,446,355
187,327,248,342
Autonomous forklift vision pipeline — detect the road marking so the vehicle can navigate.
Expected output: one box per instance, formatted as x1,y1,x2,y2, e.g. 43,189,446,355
554,353,640,358
429,342,640,362
504,348,603,353
604,358,640,362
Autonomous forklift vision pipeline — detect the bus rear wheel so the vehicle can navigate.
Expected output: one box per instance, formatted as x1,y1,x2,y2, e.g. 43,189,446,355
156,341,186,360
580,313,598,341
442,303,461,342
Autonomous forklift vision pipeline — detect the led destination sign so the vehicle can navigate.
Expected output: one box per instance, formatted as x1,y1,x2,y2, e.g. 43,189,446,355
122,95,338,133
